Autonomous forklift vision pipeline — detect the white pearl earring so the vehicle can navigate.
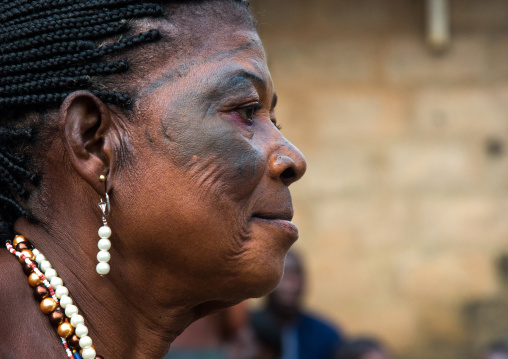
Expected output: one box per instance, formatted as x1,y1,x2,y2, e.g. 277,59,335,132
97,175,111,276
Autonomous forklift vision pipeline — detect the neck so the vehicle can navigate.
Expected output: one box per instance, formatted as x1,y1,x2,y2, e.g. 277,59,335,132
11,218,197,359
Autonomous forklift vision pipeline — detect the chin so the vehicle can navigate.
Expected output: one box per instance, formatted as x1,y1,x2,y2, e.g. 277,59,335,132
233,238,291,300
194,257,285,319
196,221,295,305
244,268,284,299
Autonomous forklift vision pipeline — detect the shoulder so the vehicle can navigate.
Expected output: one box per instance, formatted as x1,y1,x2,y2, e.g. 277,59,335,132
0,248,30,305
298,311,343,341
0,248,61,358
0,248,32,353
296,312,344,358
0,248,28,316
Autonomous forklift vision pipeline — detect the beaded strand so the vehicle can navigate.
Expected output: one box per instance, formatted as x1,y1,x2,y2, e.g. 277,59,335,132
5,235,104,359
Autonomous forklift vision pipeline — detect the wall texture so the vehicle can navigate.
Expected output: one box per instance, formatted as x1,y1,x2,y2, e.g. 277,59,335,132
249,0,508,358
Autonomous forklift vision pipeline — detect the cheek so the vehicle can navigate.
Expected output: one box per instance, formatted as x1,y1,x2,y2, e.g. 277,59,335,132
163,112,266,199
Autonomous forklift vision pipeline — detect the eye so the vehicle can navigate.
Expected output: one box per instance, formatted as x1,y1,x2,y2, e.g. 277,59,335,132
235,104,263,123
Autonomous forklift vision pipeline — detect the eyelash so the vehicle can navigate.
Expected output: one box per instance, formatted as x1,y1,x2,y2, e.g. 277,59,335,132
236,104,262,123
235,104,282,130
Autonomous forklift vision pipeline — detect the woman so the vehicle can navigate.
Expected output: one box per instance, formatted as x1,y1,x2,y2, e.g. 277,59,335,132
0,1,306,359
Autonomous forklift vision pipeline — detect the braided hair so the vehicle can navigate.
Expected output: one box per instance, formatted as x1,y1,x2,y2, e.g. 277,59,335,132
0,0,250,242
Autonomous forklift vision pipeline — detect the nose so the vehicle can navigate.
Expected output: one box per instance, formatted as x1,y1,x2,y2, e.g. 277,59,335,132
268,141,307,186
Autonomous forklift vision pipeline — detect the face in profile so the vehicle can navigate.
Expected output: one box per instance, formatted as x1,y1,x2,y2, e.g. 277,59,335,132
110,3,306,309
269,251,305,313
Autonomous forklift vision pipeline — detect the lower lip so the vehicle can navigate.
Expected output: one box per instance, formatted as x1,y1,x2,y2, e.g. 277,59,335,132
251,217,299,242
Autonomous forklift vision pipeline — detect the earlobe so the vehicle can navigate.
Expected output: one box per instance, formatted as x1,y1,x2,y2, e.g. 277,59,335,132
60,91,115,196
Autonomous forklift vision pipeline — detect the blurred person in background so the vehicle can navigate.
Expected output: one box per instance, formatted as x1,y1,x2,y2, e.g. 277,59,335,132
480,340,508,359
164,302,259,359
251,250,344,359
334,338,391,359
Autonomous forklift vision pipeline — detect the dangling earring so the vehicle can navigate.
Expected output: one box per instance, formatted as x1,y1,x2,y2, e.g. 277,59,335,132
97,174,111,276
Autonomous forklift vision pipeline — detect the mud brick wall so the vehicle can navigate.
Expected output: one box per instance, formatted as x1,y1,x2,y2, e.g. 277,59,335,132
249,1,508,357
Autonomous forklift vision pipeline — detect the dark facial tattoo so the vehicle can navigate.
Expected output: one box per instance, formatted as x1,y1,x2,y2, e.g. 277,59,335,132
153,62,274,201
137,40,257,99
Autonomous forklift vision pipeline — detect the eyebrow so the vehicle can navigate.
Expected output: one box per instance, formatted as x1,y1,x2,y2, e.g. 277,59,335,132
218,70,266,92
213,70,278,110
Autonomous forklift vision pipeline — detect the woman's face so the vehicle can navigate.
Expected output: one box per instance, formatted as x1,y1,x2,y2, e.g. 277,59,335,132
112,7,306,308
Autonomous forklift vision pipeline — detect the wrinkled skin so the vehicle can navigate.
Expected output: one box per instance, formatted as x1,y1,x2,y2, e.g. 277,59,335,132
0,3,306,359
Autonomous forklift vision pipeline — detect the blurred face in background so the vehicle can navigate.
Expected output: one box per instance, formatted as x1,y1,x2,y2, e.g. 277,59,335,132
268,251,304,316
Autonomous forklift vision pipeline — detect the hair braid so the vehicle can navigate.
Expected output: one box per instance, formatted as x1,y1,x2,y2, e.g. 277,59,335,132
0,0,251,242
3,0,128,27
1,4,163,43
0,61,129,86
0,76,90,97
0,154,36,183
0,194,27,219
1,0,134,23
2,0,32,13
0,127,33,140
1,30,160,77
0,165,28,198
1,23,130,53
0,41,96,66
6,7,110,27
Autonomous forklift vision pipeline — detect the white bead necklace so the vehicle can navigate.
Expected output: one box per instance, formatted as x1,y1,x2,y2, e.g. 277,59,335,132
6,236,102,359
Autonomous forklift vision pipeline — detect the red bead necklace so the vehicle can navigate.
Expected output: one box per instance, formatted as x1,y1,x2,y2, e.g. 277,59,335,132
5,235,105,359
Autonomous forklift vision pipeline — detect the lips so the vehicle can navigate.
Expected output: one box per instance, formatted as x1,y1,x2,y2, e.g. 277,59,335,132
250,206,298,242
251,209,293,222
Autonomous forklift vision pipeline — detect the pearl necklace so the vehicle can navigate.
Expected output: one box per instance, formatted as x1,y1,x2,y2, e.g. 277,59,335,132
5,235,104,359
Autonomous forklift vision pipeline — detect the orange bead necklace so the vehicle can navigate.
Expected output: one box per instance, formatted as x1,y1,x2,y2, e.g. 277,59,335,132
5,235,104,359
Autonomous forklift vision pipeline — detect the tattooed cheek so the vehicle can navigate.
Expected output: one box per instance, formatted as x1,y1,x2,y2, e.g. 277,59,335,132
145,127,156,150
232,146,262,182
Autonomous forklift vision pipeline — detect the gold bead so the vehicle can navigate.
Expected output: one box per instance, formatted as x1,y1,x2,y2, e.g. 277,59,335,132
28,272,42,287
13,235,26,247
18,249,34,263
57,322,74,338
99,175,106,182
40,297,58,314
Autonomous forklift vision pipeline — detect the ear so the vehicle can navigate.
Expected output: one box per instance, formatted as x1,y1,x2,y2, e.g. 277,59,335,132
60,91,117,196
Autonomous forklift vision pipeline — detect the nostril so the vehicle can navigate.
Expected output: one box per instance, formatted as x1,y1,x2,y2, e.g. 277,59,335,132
269,150,306,186
280,167,296,182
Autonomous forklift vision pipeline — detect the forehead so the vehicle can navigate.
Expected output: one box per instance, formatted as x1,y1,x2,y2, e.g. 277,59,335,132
159,1,255,42
132,6,268,96
133,1,259,63
144,34,268,92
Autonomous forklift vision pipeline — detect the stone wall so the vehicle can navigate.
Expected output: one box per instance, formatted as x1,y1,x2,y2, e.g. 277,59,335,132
248,0,508,358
